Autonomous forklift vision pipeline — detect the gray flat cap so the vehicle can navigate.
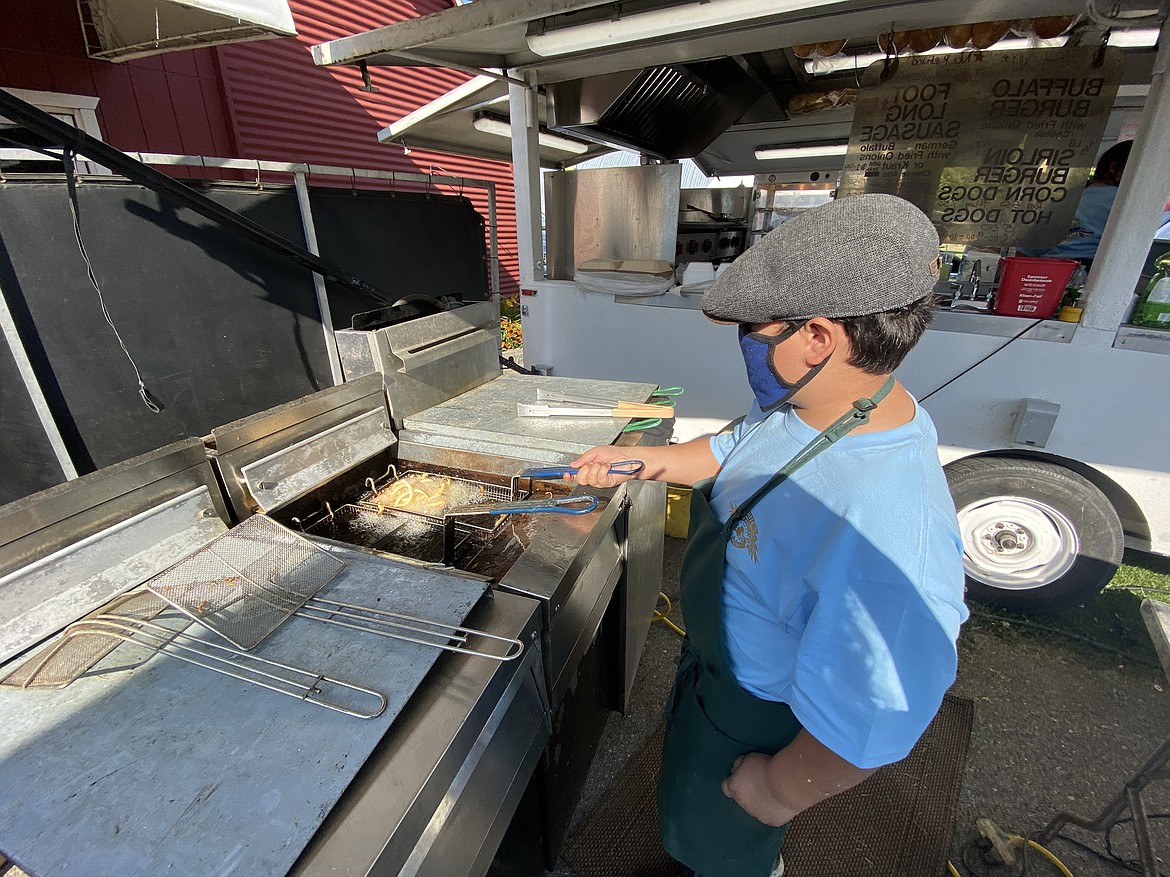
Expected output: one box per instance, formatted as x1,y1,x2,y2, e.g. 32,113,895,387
701,193,940,323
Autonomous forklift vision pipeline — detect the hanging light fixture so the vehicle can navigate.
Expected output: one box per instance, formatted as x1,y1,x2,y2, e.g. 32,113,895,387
472,113,591,155
753,142,849,161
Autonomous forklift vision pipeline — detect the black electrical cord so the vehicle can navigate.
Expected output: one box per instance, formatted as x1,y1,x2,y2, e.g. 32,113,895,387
59,147,161,413
1105,812,1170,874
960,836,997,876
1046,815,1170,877
920,317,1047,403
955,833,1040,877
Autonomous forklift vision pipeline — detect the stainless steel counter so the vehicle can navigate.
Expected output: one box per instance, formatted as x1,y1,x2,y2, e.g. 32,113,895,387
400,371,660,464
0,543,503,877
291,588,547,877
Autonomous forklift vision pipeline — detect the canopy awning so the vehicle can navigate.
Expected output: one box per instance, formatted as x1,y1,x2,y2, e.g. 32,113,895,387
309,0,1090,85
377,74,612,168
79,0,297,62
311,0,1158,175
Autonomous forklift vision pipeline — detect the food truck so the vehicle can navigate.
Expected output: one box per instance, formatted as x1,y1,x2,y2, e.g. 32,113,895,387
314,0,1170,614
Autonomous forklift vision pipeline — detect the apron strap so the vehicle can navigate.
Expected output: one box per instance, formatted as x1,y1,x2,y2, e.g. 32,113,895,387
727,375,895,533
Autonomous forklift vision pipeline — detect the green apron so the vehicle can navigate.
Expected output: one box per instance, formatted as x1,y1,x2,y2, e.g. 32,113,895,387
657,378,894,877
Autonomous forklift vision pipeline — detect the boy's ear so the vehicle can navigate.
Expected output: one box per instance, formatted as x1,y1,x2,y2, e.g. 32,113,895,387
801,317,842,365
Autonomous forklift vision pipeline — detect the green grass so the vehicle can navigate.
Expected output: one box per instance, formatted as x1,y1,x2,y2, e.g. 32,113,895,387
1110,549,1170,592
964,550,1170,672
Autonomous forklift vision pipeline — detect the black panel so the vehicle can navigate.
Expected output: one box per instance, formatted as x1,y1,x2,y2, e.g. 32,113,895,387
0,178,490,502
0,333,66,504
540,618,618,868
0,179,330,477
307,187,489,329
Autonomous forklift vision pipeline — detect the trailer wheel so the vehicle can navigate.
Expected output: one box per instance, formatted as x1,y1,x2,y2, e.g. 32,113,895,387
945,457,1124,613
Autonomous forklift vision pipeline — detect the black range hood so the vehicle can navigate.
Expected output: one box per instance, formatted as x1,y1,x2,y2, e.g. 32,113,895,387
546,58,765,160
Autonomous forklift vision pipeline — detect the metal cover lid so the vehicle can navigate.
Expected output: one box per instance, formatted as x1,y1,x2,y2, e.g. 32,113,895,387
402,372,659,459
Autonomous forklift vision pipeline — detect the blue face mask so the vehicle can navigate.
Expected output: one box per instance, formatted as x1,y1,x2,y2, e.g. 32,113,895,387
738,322,828,411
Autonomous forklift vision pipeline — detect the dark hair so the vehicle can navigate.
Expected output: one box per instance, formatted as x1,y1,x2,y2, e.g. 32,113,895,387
1092,140,1132,186
834,294,936,374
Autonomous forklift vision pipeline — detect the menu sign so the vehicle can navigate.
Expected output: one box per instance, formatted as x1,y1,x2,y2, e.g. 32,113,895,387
838,48,1123,248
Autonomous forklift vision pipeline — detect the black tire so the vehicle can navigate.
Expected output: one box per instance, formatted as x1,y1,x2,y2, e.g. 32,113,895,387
945,457,1124,614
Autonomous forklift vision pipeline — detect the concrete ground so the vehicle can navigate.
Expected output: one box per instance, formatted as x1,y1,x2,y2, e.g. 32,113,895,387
552,536,1170,877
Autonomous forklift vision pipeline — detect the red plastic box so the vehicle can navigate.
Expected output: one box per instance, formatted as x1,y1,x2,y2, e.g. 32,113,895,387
994,256,1080,319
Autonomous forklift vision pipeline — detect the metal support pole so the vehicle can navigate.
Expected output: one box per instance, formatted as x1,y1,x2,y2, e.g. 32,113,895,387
293,172,344,386
508,75,543,286
1078,18,1170,342
487,181,501,301
0,278,78,480
1039,732,1170,877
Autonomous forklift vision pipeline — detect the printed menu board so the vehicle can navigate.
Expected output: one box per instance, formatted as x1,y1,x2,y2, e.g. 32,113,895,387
838,47,1123,248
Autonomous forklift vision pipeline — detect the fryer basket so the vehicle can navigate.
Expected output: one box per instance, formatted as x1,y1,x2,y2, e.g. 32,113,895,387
146,514,346,651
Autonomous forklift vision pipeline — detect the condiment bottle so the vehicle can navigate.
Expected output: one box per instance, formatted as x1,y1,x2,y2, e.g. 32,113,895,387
1132,254,1170,328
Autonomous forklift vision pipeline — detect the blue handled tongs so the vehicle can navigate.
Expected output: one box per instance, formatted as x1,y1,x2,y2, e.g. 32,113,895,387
516,460,646,480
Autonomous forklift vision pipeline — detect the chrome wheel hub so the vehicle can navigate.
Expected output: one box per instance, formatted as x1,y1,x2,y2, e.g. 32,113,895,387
956,496,1079,590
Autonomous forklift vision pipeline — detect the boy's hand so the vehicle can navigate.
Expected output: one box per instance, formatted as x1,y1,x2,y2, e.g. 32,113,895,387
568,446,642,488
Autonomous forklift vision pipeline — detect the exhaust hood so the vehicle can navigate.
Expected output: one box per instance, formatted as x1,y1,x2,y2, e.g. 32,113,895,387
546,59,764,160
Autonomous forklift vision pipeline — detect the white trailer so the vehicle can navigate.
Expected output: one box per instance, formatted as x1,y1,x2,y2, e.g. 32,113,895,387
314,0,1170,611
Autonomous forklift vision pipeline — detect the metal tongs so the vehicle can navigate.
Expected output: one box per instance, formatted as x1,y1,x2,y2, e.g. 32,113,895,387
517,388,674,419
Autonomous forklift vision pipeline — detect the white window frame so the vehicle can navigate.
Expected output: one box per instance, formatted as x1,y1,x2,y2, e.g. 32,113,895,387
0,88,110,174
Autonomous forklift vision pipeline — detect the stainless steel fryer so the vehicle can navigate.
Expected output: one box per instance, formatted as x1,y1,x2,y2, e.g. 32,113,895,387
0,434,545,877
209,314,668,870
298,462,597,566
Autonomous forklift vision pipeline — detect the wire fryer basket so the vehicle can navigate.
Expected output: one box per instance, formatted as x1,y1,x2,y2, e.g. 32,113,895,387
357,468,527,531
1,591,172,689
145,514,346,651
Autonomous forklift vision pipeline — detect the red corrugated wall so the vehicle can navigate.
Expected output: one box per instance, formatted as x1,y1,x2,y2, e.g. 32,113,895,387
0,1,236,162
0,0,520,296
217,0,520,296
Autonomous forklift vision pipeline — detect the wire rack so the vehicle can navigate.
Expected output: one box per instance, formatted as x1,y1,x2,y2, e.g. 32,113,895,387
0,589,386,718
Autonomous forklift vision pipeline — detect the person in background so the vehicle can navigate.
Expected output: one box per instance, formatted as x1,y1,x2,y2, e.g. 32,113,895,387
1022,140,1133,265
1157,195,1170,242
565,194,968,877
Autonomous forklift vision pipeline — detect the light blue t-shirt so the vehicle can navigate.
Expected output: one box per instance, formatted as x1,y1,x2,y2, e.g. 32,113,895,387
1019,184,1117,261
708,400,968,769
